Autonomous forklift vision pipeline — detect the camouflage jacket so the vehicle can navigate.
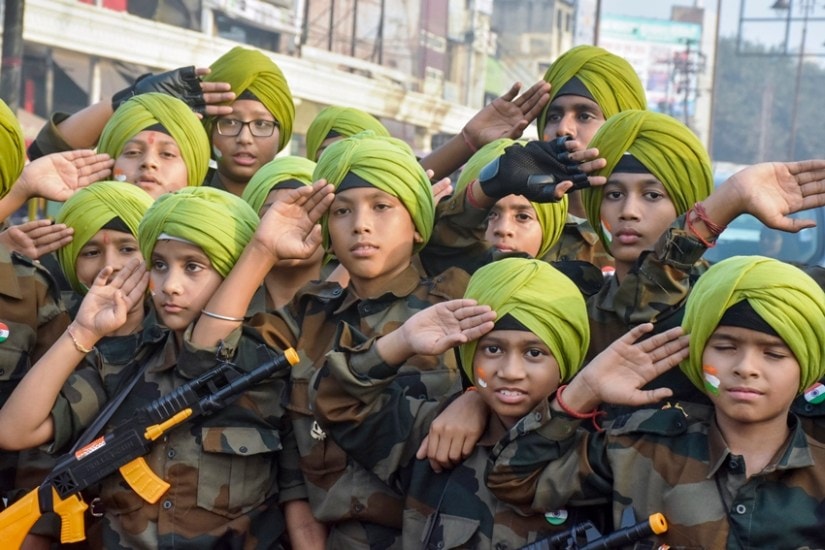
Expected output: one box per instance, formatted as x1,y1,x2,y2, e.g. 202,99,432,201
540,214,613,269
48,311,301,549
0,246,69,498
248,262,467,549
487,406,825,549
313,324,572,549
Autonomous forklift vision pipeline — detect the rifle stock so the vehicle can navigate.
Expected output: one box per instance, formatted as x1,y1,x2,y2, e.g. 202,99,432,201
0,347,298,545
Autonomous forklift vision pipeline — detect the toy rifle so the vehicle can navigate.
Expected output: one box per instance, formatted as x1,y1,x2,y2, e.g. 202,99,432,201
520,508,667,550
0,346,299,547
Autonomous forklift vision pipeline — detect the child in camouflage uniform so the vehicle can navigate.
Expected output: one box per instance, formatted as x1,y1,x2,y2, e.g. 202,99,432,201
311,257,651,548
487,255,825,548
0,187,309,549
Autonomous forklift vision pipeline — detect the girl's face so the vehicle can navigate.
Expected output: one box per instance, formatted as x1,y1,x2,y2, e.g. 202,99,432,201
327,186,420,297
599,172,678,275
484,194,544,258
75,229,140,289
473,330,561,429
149,239,223,334
113,130,189,199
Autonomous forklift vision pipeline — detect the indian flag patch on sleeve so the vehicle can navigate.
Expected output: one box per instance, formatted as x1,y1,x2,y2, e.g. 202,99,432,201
544,509,568,526
0,322,9,343
804,382,825,404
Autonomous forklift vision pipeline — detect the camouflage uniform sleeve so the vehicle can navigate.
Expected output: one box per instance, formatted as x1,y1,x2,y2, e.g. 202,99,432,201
47,356,109,453
419,184,492,276
26,113,74,161
611,214,709,325
313,322,445,486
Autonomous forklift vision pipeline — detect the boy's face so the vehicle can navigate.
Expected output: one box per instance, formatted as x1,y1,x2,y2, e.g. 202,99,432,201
473,329,561,429
212,99,281,185
114,130,189,199
542,94,606,148
327,186,419,296
149,239,223,334
703,325,799,430
75,229,140,289
484,194,544,258
261,189,325,268
600,172,677,270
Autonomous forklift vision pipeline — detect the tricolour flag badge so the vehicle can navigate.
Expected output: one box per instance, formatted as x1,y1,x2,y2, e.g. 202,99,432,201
804,382,825,404
0,322,9,343
544,509,568,526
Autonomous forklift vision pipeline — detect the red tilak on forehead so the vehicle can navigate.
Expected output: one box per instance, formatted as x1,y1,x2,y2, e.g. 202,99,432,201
146,133,155,144
102,231,110,245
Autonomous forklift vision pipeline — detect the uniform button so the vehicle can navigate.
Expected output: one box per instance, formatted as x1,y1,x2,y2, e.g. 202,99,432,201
239,446,248,454
804,404,814,412
534,411,542,421
729,457,740,470
167,449,176,459
353,502,364,513
735,504,746,514
435,543,444,549
495,543,508,550
332,288,342,296
162,500,173,510
0,369,5,376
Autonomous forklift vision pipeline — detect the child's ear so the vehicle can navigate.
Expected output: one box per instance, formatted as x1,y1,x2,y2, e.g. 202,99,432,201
413,231,424,244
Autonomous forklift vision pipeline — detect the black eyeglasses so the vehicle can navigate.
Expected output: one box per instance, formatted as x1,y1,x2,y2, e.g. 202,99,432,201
215,118,279,137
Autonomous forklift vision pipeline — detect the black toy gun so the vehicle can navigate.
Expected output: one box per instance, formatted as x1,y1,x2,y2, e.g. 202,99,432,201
521,508,667,550
0,347,299,547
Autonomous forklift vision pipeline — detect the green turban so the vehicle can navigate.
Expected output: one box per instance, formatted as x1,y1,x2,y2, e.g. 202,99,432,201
0,99,25,198
138,187,259,278
205,46,294,152
98,93,210,188
242,156,316,214
582,110,713,250
459,257,589,384
537,45,647,138
682,255,825,394
457,138,568,258
305,106,390,161
55,181,153,293
314,132,434,253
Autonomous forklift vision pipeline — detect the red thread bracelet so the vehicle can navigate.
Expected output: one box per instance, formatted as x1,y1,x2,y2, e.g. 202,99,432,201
686,208,717,249
555,384,605,432
692,202,726,235
461,128,479,153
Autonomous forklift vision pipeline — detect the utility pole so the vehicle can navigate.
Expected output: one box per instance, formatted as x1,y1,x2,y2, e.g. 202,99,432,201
1,0,25,111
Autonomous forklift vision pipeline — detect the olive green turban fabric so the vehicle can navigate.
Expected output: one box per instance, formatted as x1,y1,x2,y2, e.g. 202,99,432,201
537,45,647,139
55,181,153,293
459,257,589,384
138,187,259,278
682,255,825,394
582,110,713,250
242,156,316,214
314,132,434,253
305,106,390,161
205,46,294,152
97,93,210,188
457,138,568,258
0,99,25,197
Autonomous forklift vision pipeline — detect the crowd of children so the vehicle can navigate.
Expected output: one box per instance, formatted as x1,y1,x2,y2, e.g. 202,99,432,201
1,41,825,550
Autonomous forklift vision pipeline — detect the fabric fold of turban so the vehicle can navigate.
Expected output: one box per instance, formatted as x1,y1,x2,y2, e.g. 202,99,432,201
681,255,825,393
305,106,389,161
583,110,713,249
459,257,589,383
56,181,153,293
242,156,316,214
205,46,295,152
314,132,434,253
98,93,210,188
0,99,25,197
138,187,259,278
537,45,647,138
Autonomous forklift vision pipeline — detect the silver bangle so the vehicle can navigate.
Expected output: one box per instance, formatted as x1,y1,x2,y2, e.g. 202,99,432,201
201,309,246,322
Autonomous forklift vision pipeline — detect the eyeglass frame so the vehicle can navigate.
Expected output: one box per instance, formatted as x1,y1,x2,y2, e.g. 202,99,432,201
215,118,280,138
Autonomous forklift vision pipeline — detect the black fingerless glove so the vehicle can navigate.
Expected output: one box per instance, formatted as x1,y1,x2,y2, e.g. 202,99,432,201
111,65,205,113
478,137,590,203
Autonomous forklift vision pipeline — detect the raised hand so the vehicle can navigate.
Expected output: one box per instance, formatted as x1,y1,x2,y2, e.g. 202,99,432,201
14,150,113,203
194,67,235,117
0,220,73,259
561,325,690,413
252,179,335,263
462,81,552,148
73,258,148,342
416,390,487,473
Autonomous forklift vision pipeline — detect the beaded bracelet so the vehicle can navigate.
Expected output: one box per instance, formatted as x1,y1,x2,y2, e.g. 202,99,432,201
67,326,95,354
555,384,606,432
